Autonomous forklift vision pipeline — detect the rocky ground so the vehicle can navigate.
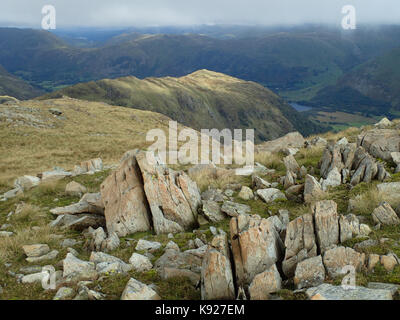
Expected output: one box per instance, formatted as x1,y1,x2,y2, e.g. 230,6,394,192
1,117,400,300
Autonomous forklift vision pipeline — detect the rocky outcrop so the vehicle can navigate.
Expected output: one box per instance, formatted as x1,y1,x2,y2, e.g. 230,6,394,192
136,152,200,234
372,202,400,226
282,214,317,278
230,214,283,287
312,200,339,253
323,246,365,278
248,264,282,300
256,132,305,153
294,255,325,289
201,232,235,300
304,175,324,204
101,150,152,237
358,129,400,161
319,137,390,187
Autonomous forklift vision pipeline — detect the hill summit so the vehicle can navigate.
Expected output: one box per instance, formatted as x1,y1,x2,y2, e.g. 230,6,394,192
41,70,325,142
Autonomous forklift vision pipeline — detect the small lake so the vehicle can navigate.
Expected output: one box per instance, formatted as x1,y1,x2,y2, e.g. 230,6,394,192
289,103,313,112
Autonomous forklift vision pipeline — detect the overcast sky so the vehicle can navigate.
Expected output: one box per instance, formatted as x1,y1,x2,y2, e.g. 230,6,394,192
1,0,399,28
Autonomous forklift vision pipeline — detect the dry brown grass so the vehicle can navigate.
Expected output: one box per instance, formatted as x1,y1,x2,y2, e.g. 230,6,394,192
0,204,61,261
350,186,400,216
0,97,188,189
188,166,245,192
254,151,284,170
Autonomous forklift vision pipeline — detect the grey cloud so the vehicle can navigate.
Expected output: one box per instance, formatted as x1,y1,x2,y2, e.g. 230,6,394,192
1,0,399,27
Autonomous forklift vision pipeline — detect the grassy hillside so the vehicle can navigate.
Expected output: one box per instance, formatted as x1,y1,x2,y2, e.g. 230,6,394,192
0,65,43,99
0,97,183,187
307,48,400,116
40,70,326,142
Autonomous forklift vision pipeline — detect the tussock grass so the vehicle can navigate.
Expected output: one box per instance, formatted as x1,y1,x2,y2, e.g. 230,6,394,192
189,166,245,192
0,98,185,187
350,187,400,216
0,204,60,262
254,151,285,172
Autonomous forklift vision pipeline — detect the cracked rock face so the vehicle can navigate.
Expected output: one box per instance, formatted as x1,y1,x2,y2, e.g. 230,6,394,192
101,150,152,237
294,255,325,289
372,202,400,226
136,151,200,234
357,129,400,161
282,214,317,278
230,214,283,287
323,246,365,278
312,200,339,254
248,264,282,300
201,233,235,300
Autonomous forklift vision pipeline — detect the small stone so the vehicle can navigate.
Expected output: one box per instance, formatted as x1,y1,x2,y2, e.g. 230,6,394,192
53,287,75,300
380,255,398,272
238,186,254,200
136,239,162,252
0,231,13,237
63,253,96,277
194,238,205,248
256,188,287,203
372,203,400,226
201,200,225,222
248,264,282,300
65,181,87,196
61,239,80,247
129,253,153,272
26,250,58,263
165,241,180,252
19,266,42,275
23,244,50,258
368,254,380,271
121,278,161,300
294,255,325,289
210,226,218,236
21,272,47,284
221,201,250,217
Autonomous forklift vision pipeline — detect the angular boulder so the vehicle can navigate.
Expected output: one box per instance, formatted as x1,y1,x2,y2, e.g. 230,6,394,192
136,152,200,234
248,264,282,300
101,150,152,237
282,214,317,278
230,215,283,287
294,255,325,289
372,202,400,226
323,246,365,278
312,200,339,253
201,233,235,300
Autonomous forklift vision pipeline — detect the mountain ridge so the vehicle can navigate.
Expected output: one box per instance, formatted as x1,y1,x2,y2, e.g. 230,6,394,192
40,69,327,142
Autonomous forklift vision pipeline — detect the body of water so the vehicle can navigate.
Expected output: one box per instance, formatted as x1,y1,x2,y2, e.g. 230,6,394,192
289,103,313,112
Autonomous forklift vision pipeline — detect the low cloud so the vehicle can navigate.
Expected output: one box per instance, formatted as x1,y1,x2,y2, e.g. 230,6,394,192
1,0,399,28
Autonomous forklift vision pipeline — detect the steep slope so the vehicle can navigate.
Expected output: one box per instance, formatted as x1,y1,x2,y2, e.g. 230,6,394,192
40,70,325,142
308,48,400,116
0,65,43,99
